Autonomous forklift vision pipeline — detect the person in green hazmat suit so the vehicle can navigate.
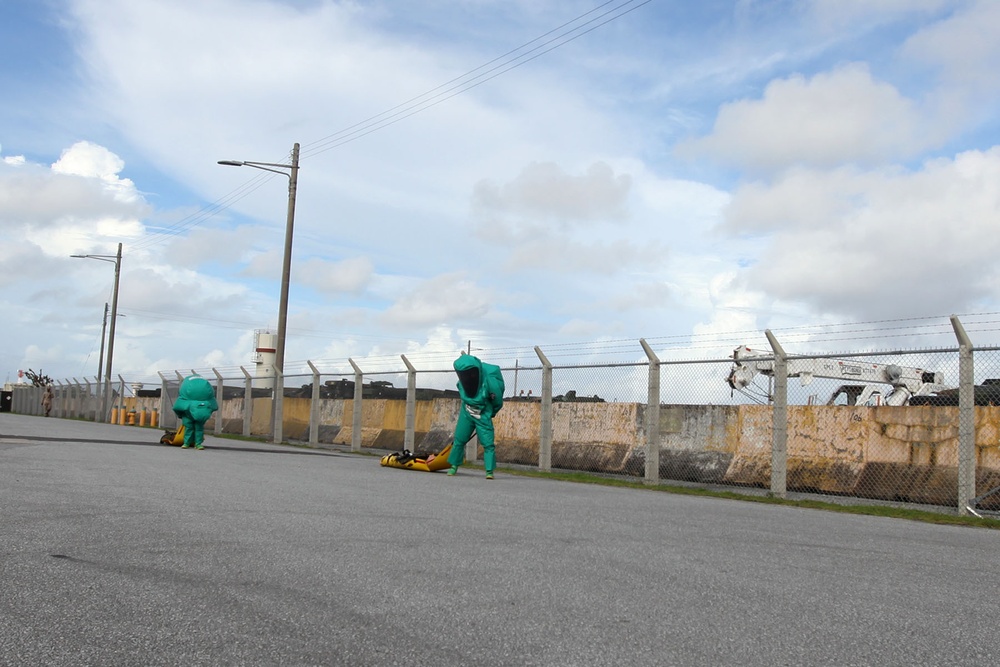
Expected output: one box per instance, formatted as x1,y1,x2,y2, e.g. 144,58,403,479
447,353,505,478
172,374,219,450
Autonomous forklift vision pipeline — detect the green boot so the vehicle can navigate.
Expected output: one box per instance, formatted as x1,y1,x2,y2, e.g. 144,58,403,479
446,465,458,476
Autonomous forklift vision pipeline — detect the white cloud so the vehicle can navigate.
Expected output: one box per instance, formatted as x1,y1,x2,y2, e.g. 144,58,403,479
472,160,668,274
0,166,147,234
731,147,1000,318
378,272,492,329
163,225,260,269
601,281,675,314
693,271,762,341
297,256,375,296
678,63,939,173
504,235,664,274
808,0,952,30
903,0,1000,82
7,0,1000,385
473,161,631,223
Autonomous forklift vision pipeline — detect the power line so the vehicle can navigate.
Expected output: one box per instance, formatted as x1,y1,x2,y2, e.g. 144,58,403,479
132,0,652,250
128,167,281,252
300,0,652,160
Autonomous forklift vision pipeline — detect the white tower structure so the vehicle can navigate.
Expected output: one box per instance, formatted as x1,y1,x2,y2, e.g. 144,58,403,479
253,329,278,389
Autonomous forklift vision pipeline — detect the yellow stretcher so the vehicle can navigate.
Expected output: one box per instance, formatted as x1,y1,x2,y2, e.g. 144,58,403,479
159,425,185,446
380,444,453,472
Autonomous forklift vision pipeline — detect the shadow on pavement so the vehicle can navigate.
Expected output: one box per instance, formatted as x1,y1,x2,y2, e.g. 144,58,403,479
0,433,343,457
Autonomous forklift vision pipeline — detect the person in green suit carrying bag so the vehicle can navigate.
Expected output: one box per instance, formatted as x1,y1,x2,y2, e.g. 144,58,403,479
447,353,505,479
172,374,219,450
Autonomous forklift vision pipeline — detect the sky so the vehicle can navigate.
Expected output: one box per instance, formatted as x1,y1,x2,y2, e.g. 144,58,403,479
3,0,1000,395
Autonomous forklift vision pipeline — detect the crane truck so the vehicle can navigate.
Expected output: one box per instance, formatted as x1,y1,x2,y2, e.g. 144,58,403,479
726,346,951,406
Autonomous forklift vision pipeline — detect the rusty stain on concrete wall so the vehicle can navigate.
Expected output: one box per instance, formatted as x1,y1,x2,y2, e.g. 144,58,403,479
127,391,1000,506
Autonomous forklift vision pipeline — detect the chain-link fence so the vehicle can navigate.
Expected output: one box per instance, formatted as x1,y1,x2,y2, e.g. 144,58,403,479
13,318,1000,516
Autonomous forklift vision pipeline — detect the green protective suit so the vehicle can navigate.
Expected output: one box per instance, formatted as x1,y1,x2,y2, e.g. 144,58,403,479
172,375,219,447
447,354,505,473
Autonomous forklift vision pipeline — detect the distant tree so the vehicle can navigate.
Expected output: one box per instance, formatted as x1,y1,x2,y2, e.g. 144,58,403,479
24,368,54,387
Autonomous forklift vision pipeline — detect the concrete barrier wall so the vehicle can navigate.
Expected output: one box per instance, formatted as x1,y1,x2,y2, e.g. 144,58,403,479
56,390,1000,506
657,404,741,485
717,405,1000,506
492,401,538,464
282,397,311,440
415,398,461,454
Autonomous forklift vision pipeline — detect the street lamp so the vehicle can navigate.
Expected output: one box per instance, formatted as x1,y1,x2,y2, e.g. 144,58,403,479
71,242,122,421
218,143,300,438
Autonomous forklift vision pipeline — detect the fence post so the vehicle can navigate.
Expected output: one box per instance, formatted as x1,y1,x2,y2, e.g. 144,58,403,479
85,378,93,420
79,377,88,419
951,315,976,514
89,377,99,421
118,375,127,424
77,377,87,419
402,355,416,453
55,380,64,418
349,359,364,453
535,346,553,472
78,378,87,420
94,376,102,421
69,378,77,419
158,372,168,428
79,378,88,420
273,365,284,444
306,361,321,446
240,367,253,437
640,339,661,485
213,368,225,435
765,330,788,498
18,385,30,414
83,378,92,421
95,376,104,421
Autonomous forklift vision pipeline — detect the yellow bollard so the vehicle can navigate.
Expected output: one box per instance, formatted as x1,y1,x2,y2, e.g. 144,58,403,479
110,408,118,424
139,409,147,427
150,409,158,428
118,408,126,425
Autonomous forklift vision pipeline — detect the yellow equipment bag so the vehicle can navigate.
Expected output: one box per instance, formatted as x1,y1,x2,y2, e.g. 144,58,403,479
159,424,185,446
381,444,453,472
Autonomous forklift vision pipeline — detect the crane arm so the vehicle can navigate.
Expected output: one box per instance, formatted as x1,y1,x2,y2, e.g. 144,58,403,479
726,346,949,404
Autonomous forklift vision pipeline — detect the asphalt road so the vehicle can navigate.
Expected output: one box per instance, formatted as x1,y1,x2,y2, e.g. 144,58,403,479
2,413,999,666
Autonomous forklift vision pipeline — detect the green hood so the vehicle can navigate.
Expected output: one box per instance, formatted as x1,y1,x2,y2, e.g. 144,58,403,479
173,375,219,421
454,354,486,407
454,354,504,415
179,375,215,402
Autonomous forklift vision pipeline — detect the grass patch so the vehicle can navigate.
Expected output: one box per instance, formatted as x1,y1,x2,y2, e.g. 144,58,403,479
216,433,271,443
503,468,1000,529
264,442,1000,529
